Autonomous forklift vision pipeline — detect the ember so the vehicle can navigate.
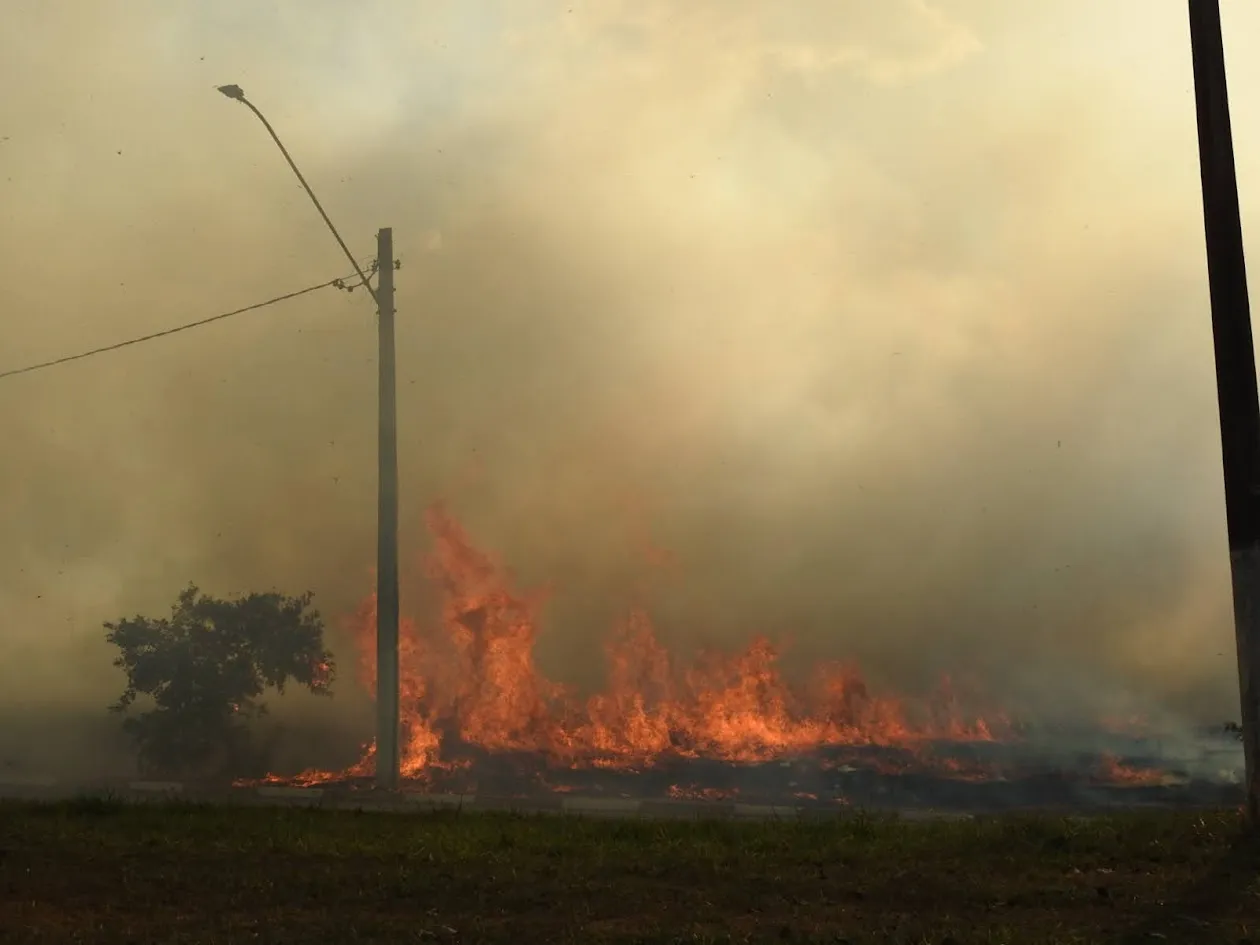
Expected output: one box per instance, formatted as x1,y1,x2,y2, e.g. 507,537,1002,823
667,784,737,802
1092,753,1173,788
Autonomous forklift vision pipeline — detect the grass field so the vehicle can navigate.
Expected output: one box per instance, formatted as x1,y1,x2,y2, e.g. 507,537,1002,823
1,800,1258,944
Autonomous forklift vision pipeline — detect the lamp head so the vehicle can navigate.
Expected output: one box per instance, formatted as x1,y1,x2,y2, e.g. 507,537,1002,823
216,84,246,101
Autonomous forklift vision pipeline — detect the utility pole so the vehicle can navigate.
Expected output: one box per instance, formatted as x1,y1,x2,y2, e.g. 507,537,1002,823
215,85,402,791
1187,0,1260,824
375,227,401,791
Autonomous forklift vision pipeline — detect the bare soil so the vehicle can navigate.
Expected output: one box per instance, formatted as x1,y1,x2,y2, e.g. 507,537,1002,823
1,799,1258,943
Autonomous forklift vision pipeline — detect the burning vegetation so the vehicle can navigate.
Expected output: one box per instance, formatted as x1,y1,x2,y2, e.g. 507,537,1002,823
259,505,1238,807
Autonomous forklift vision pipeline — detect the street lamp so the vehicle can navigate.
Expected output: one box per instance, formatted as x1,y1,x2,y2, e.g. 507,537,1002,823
216,84,402,792
215,85,376,301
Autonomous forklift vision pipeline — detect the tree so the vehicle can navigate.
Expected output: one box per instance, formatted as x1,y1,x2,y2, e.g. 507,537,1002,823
106,584,336,779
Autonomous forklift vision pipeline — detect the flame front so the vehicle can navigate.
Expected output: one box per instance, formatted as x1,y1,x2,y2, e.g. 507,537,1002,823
316,504,1010,782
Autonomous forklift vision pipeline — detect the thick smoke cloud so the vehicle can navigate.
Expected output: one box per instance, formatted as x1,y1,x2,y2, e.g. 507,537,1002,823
1,1,1258,773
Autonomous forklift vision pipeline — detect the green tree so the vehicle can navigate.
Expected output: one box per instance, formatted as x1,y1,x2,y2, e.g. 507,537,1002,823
106,584,336,779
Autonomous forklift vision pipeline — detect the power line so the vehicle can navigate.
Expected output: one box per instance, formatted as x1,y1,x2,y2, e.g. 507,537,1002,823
0,263,376,382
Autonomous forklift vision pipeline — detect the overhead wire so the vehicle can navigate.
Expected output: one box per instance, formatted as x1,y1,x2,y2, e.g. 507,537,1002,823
0,260,378,382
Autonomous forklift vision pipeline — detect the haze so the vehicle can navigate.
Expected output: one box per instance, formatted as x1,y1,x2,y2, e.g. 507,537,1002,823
1,1,1257,774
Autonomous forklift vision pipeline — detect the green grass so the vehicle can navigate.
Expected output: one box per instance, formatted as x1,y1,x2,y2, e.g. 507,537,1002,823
1,800,1258,944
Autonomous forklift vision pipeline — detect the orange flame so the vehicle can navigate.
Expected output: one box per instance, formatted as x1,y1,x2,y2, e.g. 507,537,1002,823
1092,753,1170,787
328,504,1008,779
250,505,1180,793
667,784,738,802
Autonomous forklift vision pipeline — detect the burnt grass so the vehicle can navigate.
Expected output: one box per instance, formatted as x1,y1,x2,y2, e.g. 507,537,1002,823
1,800,1259,944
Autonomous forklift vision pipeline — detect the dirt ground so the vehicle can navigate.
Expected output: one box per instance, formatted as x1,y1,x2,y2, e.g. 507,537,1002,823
1,799,1258,944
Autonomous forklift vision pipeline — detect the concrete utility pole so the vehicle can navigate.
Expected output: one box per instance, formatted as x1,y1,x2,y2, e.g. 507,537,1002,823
216,85,401,791
375,227,401,791
1187,0,1260,824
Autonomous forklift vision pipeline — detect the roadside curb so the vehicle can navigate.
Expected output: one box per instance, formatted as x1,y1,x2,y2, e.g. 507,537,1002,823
128,781,184,794
398,792,471,810
733,803,799,820
0,779,979,821
561,796,642,815
256,785,325,800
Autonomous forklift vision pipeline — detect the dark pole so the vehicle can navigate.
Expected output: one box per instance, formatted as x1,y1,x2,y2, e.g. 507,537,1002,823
375,227,401,791
1188,0,1260,825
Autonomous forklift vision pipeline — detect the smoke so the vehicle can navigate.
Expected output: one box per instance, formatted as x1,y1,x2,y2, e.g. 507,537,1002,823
1,0,1258,775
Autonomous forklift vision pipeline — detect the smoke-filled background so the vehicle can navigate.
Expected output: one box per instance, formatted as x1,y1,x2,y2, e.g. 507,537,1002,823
1,1,1257,777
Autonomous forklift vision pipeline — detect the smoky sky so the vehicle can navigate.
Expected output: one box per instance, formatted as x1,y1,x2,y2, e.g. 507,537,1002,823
2,0,1259,738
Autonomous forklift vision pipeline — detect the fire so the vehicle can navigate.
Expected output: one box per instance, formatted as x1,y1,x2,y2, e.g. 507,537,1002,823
323,504,1009,781
245,505,1192,796
1092,753,1172,787
667,784,738,802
